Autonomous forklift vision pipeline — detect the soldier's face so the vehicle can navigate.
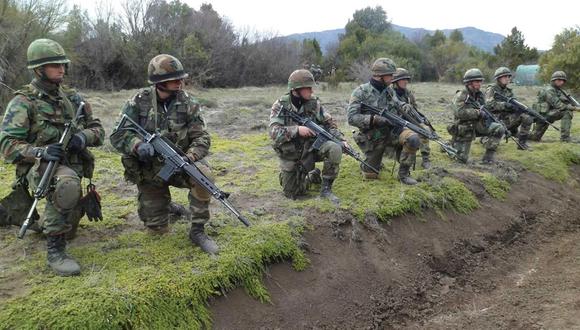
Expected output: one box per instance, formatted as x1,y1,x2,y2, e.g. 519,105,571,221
41,64,65,82
498,76,511,86
380,75,393,85
554,79,566,87
164,79,183,91
469,81,482,91
296,87,313,100
396,79,409,89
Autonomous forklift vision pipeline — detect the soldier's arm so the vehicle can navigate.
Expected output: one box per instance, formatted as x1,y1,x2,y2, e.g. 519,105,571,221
346,88,372,129
0,96,37,164
269,100,298,146
484,86,509,112
548,89,577,111
109,98,142,155
185,101,211,161
452,92,480,121
78,101,105,147
320,104,345,141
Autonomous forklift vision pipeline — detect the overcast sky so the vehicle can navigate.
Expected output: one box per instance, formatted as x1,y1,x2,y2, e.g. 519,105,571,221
74,0,579,50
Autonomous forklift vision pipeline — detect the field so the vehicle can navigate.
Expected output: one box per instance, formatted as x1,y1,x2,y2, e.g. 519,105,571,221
1,82,580,329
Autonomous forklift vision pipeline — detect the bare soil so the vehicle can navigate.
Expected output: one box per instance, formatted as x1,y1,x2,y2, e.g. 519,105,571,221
211,166,580,329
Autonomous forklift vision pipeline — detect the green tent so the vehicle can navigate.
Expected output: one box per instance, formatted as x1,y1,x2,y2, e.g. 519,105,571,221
514,64,540,86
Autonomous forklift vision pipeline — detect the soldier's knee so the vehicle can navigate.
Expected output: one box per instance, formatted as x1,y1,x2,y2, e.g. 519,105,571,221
404,134,421,151
327,143,343,164
50,174,81,213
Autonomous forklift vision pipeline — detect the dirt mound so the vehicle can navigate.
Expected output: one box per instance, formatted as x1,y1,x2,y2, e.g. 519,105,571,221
210,167,580,329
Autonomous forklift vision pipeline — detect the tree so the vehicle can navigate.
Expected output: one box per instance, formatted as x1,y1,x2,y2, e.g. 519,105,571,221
539,27,580,91
494,26,539,70
301,38,322,65
449,29,464,43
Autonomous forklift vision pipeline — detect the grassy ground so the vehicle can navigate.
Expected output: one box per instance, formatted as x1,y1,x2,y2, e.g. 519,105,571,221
1,82,579,328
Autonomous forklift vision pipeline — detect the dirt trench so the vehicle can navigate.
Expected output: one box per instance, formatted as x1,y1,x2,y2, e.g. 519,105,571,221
211,167,580,329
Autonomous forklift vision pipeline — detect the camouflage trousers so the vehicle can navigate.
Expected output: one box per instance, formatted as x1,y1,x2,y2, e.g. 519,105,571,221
26,163,82,235
531,109,573,142
450,121,505,163
278,140,342,198
353,128,420,173
498,112,533,137
419,124,432,158
136,160,213,228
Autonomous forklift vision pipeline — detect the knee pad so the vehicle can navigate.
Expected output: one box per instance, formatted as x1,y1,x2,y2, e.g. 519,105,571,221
406,134,421,150
52,175,81,213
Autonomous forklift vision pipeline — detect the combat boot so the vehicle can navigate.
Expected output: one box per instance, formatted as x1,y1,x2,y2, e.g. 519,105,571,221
189,224,219,255
320,178,340,205
0,205,8,227
517,134,532,151
481,149,496,164
421,154,431,169
47,234,80,276
398,164,418,185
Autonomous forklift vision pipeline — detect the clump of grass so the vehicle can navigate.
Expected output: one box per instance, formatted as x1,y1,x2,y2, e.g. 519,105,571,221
479,173,511,200
0,220,307,329
500,142,580,182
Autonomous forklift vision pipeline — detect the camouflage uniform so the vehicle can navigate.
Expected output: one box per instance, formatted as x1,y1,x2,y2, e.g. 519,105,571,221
270,94,343,198
530,71,580,142
0,38,104,276
110,86,212,229
484,67,533,149
347,59,420,184
449,82,505,163
270,69,343,201
392,68,431,169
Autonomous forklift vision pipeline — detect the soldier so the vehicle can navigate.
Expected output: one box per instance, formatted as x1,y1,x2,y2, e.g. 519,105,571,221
110,54,218,255
391,68,431,169
484,67,533,150
0,39,105,276
448,68,505,164
530,71,580,142
269,69,344,204
347,58,421,185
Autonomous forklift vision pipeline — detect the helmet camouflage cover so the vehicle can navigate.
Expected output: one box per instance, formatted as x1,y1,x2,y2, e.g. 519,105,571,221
371,58,396,76
288,69,316,90
463,68,484,84
27,39,70,69
551,71,567,82
392,68,411,83
493,67,512,80
148,54,189,84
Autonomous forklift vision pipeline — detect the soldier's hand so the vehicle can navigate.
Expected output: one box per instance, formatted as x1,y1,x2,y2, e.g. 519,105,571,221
372,115,389,128
401,103,414,114
342,141,351,149
68,133,86,153
39,143,64,162
136,142,155,162
298,126,315,137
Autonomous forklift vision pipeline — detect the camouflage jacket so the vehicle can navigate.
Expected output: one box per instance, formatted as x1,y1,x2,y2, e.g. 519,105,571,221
269,93,343,156
484,83,513,113
347,82,400,139
452,87,484,123
110,87,210,162
393,86,418,109
535,84,577,113
0,79,104,177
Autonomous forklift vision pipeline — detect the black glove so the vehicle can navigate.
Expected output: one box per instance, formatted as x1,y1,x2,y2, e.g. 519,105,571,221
68,133,86,153
36,143,64,162
372,115,389,128
136,142,155,162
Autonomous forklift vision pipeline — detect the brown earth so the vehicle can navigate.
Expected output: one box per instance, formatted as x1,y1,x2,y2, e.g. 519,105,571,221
211,166,580,329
